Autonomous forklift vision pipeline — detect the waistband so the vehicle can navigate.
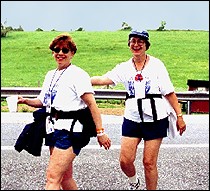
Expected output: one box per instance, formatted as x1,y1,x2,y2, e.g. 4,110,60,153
51,107,79,119
126,93,162,100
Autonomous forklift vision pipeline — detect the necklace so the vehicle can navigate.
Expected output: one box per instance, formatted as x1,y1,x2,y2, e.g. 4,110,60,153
133,55,147,82
133,55,147,72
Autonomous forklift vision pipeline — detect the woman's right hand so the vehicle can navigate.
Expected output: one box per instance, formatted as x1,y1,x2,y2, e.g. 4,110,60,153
17,96,42,108
97,133,111,150
17,96,26,104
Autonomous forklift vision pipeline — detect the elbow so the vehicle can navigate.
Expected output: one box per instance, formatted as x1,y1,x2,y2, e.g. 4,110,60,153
165,92,175,98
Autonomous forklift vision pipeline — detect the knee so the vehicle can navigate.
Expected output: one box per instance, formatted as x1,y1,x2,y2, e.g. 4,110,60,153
120,156,134,168
143,158,156,171
46,168,61,185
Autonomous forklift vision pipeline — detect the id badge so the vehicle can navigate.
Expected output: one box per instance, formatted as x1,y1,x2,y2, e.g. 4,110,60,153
46,104,51,113
44,92,51,113
46,116,54,134
134,80,145,99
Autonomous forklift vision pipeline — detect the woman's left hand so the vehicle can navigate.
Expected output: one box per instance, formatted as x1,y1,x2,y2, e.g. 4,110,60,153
97,134,111,150
176,117,186,136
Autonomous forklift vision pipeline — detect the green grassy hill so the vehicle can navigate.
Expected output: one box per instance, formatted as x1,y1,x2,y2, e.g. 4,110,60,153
1,30,209,91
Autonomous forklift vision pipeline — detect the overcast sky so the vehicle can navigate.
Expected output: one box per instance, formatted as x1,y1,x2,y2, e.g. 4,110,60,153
1,1,209,31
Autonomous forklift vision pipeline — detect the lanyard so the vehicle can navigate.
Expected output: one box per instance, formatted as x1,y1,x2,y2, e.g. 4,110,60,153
49,67,68,93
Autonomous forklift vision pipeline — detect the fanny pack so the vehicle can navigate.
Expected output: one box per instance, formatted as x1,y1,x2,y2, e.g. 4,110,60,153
51,107,97,148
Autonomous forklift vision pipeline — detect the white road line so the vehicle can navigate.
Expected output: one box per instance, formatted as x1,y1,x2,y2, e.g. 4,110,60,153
1,144,209,150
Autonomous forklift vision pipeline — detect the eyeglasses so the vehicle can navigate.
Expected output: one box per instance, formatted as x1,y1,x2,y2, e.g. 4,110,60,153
130,39,145,45
53,47,70,54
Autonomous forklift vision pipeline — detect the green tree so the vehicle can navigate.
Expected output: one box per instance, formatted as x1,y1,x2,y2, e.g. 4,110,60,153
120,21,132,31
157,21,166,31
75,27,84,31
1,21,9,37
35,28,43,31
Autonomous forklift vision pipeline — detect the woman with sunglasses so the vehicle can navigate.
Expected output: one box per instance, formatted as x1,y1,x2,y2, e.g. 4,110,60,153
17,33,111,190
91,30,186,190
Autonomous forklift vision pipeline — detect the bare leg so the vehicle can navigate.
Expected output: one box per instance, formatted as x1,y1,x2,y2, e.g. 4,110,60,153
61,162,78,190
143,138,163,190
119,137,141,177
45,146,76,190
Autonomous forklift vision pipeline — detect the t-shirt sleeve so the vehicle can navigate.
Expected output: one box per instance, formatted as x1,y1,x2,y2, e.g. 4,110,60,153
73,70,95,98
104,63,125,86
157,61,175,95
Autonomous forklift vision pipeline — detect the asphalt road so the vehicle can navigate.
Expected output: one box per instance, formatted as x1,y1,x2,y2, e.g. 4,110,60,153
1,112,209,190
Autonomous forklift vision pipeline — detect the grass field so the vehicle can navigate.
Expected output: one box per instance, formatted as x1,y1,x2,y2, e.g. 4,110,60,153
1,30,209,90
1,30,209,112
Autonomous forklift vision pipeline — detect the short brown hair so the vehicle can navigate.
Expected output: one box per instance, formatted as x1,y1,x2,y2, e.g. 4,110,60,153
49,33,77,54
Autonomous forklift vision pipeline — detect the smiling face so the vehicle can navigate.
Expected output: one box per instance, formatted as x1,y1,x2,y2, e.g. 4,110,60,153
49,34,77,70
129,37,147,56
52,41,74,70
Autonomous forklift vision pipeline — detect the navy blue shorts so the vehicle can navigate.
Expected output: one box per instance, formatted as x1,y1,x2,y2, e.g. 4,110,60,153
122,117,169,140
45,129,81,155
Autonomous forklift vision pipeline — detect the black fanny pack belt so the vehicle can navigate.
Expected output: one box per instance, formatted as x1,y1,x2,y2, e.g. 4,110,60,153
51,107,79,119
50,107,97,137
126,93,162,122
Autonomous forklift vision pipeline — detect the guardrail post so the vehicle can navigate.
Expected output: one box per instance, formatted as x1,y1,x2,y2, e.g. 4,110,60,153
187,101,191,115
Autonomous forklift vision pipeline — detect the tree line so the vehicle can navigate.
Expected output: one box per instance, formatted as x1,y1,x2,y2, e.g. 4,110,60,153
1,20,167,37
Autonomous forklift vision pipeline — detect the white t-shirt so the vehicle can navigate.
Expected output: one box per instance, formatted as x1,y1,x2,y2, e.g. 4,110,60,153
104,55,175,122
38,64,94,112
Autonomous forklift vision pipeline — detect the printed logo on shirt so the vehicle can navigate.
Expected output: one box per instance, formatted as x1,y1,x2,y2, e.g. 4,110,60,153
145,79,151,94
128,77,135,96
51,89,57,103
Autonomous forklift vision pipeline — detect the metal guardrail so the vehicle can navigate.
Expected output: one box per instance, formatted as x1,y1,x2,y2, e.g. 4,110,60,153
0,87,127,99
1,87,209,114
1,87,209,100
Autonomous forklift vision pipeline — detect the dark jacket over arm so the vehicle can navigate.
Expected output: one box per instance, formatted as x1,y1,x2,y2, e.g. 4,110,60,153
14,107,47,156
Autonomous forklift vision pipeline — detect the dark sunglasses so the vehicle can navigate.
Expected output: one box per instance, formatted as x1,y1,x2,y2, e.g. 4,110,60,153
53,47,70,54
